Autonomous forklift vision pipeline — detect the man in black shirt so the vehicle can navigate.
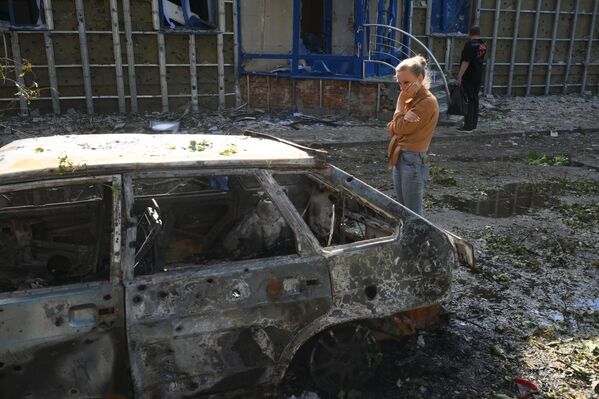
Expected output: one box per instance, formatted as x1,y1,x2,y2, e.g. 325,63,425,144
456,26,487,132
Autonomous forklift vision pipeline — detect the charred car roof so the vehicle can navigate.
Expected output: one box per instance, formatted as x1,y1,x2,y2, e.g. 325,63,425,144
0,133,323,183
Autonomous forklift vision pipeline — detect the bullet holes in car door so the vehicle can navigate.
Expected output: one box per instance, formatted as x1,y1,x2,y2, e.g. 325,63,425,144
131,174,298,275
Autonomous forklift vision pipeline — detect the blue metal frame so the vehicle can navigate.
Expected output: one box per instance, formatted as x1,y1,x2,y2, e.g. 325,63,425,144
238,0,401,81
324,0,333,54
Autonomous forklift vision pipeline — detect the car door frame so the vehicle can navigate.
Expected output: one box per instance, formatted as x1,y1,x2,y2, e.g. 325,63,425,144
121,168,332,398
0,174,130,398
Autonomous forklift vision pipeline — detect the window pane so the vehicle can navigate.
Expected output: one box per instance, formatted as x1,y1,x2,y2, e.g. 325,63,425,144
132,175,297,276
274,173,395,247
0,183,114,293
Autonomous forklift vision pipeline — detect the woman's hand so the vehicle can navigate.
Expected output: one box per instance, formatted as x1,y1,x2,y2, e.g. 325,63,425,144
402,81,422,99
404,110,421,123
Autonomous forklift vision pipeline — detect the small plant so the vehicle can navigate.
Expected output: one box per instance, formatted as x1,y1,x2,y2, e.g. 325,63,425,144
188,139,212,152
57,155,74,174
524,151,570,166
0,57,41,107
34,147,44,153
219,144,238,156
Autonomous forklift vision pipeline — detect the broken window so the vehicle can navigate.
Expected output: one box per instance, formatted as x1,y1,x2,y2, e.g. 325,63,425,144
159,0,217,30
0,183,114,293
300,0,329,55
0,0,44,29
132,175,297,276
274,174,396,247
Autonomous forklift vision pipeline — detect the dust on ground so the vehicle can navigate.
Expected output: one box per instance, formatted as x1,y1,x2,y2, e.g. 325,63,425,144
0,94,598,399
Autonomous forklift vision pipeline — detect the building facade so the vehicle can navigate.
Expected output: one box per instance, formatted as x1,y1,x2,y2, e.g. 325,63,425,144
1,0,597,117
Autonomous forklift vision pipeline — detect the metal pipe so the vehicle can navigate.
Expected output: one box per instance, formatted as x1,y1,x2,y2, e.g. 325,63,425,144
232,0,241,107
10,32,28,115
545,0,561,95
189,34,199,112
363,24,451,101
110,0,126,113
75,0,93,114
16,30,236,35
376,83,381,116
487,0,501,95
444,37,451,74
582,0,598,93
319,80,323,112
0,93,237,102
475,0,482,25
246,74,250,108
27,63,234,68
507,0,522,96
42,0,60,114
425,0,432,35
122,0,138,113
563,0,580,93
267,76,270,111
217,0,226,108
447,37,454,77
347,81,352,113
152,0,169,112
526,0,542,96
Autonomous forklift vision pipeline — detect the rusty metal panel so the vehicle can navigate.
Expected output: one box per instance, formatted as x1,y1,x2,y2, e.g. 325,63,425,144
326,221,454,312
125,255,332,398
0,175,129,398
0,284,130,397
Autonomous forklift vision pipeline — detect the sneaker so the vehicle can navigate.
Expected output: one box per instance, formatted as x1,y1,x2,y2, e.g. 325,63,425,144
456,126,474,132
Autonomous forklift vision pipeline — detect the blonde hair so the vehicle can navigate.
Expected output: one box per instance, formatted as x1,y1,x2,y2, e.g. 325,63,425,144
396,55,431,89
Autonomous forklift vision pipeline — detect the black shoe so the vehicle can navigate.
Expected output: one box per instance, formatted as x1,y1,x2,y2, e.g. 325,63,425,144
456,126,474,132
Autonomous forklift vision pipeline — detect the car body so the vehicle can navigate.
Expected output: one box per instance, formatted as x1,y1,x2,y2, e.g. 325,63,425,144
0,133,469,398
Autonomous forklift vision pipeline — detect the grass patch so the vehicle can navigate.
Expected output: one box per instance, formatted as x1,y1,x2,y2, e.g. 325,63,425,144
523,151,570,166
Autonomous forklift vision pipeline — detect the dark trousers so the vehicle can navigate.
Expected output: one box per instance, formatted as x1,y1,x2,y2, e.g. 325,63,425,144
463,81,481,129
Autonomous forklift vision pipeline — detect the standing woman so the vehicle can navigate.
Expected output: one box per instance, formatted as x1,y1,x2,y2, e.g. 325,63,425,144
387,55,439,216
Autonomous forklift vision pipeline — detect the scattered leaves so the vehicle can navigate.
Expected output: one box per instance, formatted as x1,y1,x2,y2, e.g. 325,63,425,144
219,144,238,156
188,140,212,152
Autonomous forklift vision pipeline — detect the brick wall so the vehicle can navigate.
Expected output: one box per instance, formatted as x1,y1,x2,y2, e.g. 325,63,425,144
242,75,398,119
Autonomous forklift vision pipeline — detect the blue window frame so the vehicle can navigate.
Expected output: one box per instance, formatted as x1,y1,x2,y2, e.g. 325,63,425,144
0,0,45,30
240,0,368,81
158,0,218,31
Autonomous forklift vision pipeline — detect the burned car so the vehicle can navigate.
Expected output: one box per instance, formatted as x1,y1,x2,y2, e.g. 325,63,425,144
0,133,471,398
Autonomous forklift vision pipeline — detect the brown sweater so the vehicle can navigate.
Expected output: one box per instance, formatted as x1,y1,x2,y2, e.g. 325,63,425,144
386,86,439,168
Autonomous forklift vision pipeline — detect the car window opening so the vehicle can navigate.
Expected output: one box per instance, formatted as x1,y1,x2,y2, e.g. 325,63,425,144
274,174,395,247
132,175,298,276
0,183,114,293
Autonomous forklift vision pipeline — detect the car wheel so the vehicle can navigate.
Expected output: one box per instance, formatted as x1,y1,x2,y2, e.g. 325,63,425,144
308,323,380,394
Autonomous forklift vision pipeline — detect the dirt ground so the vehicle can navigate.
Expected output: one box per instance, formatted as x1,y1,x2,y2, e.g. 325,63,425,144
0,94,598,399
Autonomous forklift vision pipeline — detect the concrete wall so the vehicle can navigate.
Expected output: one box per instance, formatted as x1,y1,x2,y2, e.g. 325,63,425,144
0,0,237,115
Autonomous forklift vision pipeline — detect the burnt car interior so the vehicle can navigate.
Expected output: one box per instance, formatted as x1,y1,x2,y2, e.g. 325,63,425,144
274,173,396,246
0,183,114,293
132,175,298,276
